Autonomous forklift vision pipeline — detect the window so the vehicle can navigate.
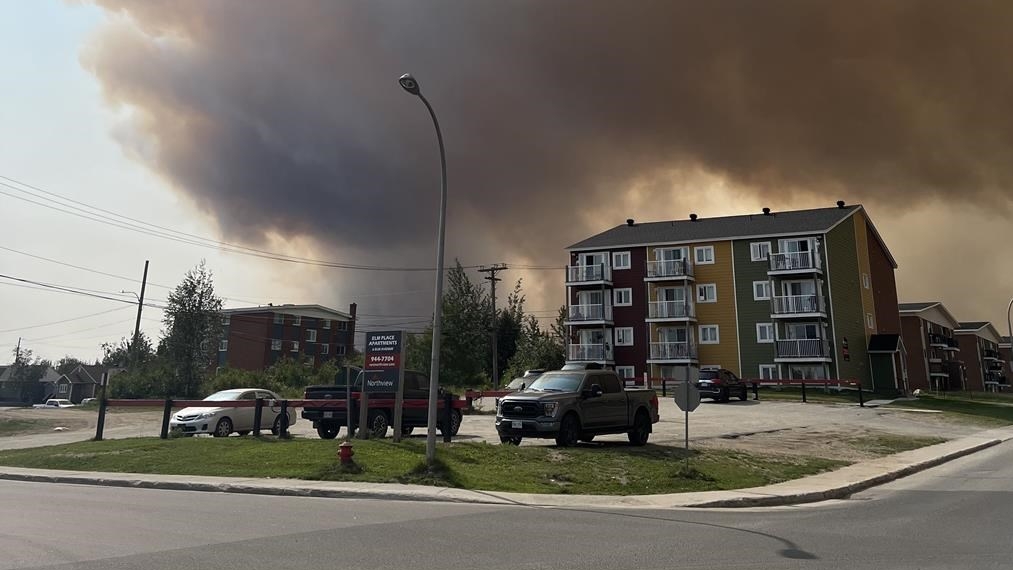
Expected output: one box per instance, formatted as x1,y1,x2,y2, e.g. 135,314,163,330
756,323,775,343
786,322,821,339
334,345,346,356
750,242,771,261
862,273,871,289
271,339,282,351
58,383,68,395
699,325,720,344
615,327,634,346
866,313,875,329
273,313,284,325
336,321,348,331
694,245,715,264
290,341,299,352
320,344,329,355
218,339,228,352
613,288,633,307
322,319,331,329
306,329,317,342
788,365,827,380
612,251,631,270
221,314,230,325
293,315,302,326
697,284,717,303
616,366,635,379
759,364,778,380
753,280,771,301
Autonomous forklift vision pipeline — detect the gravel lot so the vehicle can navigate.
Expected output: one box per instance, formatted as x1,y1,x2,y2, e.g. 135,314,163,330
0,396,989,461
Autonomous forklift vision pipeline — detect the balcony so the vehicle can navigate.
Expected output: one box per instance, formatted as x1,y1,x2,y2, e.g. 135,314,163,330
567,343,612,363
645,259,694,281
648,342,698,363
929,362,951,377
775,339,832,361
770,294,826,317
564,303,613,325
646,301,696,322
988,360,1006,371
566,264,611,286
928,333,959,351
768,251,822,275
983,348,1002,361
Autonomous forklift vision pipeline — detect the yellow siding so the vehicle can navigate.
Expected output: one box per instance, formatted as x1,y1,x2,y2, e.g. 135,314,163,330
853,212,877,337
693,241,740,376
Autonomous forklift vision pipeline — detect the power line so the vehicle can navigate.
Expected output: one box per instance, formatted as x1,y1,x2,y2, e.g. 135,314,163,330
0,273,165,309
0,306,132,334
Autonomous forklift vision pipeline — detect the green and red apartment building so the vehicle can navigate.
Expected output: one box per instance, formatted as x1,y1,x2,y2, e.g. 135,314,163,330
563,201,906,390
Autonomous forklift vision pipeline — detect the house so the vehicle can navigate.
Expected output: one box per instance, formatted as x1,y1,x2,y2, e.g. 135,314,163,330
955,322,1008,392
899,302,962,392
0,365,61,404
564,201,903,390
53,365,107,404
218,303,357,371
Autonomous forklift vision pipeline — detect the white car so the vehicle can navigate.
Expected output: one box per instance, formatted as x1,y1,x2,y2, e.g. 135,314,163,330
169,389,295,437
32,399,75,409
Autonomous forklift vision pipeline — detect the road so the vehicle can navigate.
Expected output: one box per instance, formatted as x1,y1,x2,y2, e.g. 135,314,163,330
3,439,1013,569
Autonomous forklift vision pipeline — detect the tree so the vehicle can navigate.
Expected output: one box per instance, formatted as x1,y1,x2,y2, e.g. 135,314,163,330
504,315,565,380
102,333,155,368
3,345,53,403
161,260,223,397
493,280,525,383
55,356,86,375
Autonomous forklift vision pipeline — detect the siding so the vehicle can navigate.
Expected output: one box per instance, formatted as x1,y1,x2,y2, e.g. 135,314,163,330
693,241,740,375
957,334,985,391
825,216,870,386
732,238,777,379
852,213,878,335
613,247,649,376
226,312,272,370
867,223,901,334
901,316,929,391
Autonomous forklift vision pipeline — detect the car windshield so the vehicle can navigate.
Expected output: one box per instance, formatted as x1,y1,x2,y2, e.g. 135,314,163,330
506,378,527,390
203,390,243,402
525,373,583,392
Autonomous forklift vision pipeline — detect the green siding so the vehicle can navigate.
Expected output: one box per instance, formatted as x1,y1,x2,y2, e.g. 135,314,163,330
825,216,871,387
732,239,777,379
869,354,898,392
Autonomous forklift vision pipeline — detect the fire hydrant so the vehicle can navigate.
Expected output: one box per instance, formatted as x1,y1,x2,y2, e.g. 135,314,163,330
339,441,355,466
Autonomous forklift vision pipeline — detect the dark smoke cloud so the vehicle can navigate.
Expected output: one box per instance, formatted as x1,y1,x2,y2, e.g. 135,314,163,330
82,1,1013,321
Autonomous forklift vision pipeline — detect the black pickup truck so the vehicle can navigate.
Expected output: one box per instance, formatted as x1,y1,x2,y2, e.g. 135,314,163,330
301,370,464,439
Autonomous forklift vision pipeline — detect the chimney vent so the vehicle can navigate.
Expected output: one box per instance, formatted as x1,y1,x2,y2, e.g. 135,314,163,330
836,200,846,209
626,218,635,226
689,213,698,221
762,207,771,216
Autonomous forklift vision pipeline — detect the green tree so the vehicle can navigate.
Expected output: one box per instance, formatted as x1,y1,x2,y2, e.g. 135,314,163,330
493,280,525,384
3,346,52,403
101,333,155,368
504,315,565,380
161,260,223,397
55,356,86,375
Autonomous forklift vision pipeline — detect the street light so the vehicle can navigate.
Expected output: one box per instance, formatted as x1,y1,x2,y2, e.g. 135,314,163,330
399,73,448,466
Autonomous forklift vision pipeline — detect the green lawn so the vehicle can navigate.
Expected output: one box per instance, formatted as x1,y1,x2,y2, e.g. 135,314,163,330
0,437,848,495
889,395,1013,426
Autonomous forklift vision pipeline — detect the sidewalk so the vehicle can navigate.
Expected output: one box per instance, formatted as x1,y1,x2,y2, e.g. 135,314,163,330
3,426,1012,509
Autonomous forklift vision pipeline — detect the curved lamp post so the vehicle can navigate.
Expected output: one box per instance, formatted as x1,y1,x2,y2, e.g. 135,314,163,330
399,73,447,466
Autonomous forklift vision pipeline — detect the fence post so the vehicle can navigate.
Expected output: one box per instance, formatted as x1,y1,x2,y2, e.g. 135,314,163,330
801,381,807,403
94,391,108,441
752,381,759,401
662,379,667,398
160,399,173,439
253,398,264,436
858,382,865,407
279,400,290,439
443,392,453,443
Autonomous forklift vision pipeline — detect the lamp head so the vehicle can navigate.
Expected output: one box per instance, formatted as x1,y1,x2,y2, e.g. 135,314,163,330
398,73,421,95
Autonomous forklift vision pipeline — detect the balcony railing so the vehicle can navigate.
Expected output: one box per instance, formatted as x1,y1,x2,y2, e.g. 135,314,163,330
568,343,610,362
769,251,822,272
929,362,951,376
566,264,611,283
647,301,695,319
988,360,1006,371
984,348,1002,360
649,342,697,360
645,259,694,279
928,333,959,350
567,303,613,322
775,339,832,359
771,294,825,315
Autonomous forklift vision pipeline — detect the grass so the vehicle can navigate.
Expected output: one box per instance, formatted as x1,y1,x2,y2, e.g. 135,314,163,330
0,418,58,437
889,395,1013,426
845,434,946,455
0,437,848,495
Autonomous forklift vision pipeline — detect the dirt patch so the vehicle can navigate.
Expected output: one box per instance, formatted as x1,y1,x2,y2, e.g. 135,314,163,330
696,426,945,462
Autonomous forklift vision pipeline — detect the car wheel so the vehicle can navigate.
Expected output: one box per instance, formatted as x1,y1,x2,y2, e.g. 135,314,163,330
236,430,250,436
317,424,340,439
555,413,580,447
738,386,748,401
627,410,651,446
212,418,232,438
500,436,522,445
271,414,290,436
367,410,389,438
720,388,730,403
401,425,414,437
438,410,463,437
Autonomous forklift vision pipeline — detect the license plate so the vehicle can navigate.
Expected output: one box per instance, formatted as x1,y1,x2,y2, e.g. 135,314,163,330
323,412,333,419
511,421,523,429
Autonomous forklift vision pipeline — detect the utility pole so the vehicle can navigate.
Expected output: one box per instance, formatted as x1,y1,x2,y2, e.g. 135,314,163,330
98,260,147,442
131,260,150,366
478,264,507,389
14,337,21,364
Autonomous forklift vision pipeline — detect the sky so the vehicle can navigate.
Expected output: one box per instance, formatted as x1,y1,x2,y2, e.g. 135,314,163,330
2,1,1013,364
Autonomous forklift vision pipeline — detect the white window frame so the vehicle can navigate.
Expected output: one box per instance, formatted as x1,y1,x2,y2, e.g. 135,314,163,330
273,313,284,325
58,383,68,395
694,245,715,265
221,314,230,326
322,319,331,329
319,344,329,355
612,251,631,270
335,345,346,356
750,241,771,262
218,339,228,352
293,315,302,327
866,313,875,329
699,325,720,344
759,364,778,380
306,329,317,343
756,323,775,344
615,327,634,346
290,340,300,353
271,339,282,351
862,273,871,289
613,288,633,307
697,283,717,303
753,280,771,301
616,366,635,379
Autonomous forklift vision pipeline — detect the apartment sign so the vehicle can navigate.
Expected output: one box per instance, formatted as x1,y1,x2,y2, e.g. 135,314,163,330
363,331,405,393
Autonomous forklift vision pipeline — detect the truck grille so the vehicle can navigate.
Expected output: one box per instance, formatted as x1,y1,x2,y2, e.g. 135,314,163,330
500,401,541,418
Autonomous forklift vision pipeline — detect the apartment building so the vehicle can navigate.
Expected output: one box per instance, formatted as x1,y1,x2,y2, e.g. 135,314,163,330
564,202,903,389
1002,336,1013,377
218,303,356,371
899,302,962,391
955,322,1008,391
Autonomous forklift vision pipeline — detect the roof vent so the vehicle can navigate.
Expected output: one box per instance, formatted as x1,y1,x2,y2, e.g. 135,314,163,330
689,213,698,221
836,200,846,208
762,207,771,216
626,218,635,226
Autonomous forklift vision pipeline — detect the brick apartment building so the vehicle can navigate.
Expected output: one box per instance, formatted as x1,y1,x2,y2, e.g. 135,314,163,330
955,322,1008,391
899,302,962,391
563,202,904,390
218,304,356,370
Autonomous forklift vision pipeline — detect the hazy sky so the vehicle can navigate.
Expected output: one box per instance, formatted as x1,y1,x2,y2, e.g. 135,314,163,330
3,1,1013,364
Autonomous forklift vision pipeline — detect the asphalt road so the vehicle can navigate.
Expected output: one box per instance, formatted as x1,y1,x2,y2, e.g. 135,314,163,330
4,439,1013,569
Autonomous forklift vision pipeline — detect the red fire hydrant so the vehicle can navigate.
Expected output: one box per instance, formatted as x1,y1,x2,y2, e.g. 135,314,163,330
339,441,354,466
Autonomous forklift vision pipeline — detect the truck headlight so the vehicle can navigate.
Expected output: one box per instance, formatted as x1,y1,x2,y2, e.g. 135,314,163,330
543,402,558,417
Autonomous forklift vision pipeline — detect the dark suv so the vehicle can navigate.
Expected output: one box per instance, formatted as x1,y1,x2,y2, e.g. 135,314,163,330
696,368,748,402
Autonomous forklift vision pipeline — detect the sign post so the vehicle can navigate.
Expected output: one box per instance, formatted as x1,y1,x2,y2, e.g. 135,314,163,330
673,380,701,469
363,331,406,441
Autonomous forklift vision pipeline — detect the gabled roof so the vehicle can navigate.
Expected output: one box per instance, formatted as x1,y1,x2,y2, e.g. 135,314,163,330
0,366,8,381
955,322,1005,344
222,304,352,320
956,321,990,331
63,365,104,385
899,301,960,330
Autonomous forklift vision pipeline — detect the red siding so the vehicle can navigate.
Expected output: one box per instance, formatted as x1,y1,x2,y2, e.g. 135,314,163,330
867,226,900,334
901,316,929,391
226,313,272,370
957,334,985,391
